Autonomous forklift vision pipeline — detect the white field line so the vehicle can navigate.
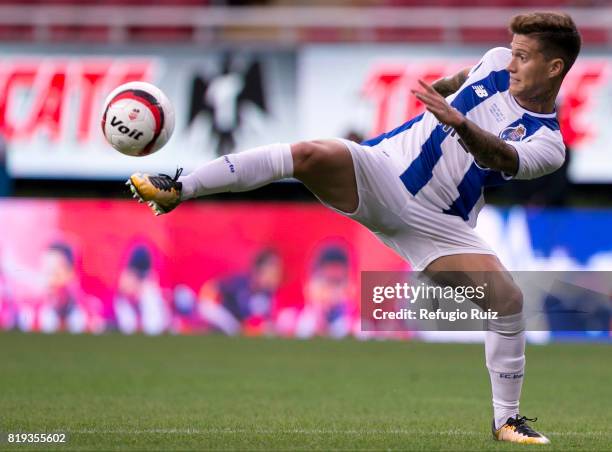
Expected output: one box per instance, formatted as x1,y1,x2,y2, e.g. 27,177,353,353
65,428,609,437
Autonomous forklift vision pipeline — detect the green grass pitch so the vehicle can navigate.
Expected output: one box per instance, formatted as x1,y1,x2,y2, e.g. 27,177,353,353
1,333,611,451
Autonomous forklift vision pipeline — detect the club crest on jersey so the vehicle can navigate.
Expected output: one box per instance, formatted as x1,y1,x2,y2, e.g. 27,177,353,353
500,124,527,142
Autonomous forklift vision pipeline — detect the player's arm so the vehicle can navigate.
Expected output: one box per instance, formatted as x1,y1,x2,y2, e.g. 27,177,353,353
453,119,518,175
412,79,519,175
431,67,471,97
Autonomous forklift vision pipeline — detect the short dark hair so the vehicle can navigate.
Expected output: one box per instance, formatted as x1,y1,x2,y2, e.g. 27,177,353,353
510,12,581,76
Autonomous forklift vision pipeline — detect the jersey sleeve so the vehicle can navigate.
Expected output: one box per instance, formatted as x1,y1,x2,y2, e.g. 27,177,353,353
467,47,511,81
506,128,566,180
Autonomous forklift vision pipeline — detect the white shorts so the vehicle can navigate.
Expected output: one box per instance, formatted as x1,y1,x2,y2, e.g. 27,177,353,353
321,139,496,271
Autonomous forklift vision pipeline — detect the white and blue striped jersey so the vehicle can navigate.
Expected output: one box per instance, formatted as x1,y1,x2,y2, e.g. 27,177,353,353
361,47,565,228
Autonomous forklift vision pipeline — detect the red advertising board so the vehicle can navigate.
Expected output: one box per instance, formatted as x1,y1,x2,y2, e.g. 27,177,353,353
0,200,407,337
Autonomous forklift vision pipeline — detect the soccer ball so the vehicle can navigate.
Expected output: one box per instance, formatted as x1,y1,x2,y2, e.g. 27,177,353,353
101,81,175,157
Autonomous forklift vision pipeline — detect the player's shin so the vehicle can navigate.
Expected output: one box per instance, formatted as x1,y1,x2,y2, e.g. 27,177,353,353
485,312,526,430
179,143,293,200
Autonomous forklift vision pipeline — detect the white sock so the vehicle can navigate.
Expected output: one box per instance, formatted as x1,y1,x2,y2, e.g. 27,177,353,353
485,313,526,430
178,143,293,200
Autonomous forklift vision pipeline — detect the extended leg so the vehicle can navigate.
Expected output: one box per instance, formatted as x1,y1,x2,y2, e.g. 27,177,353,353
291,140,358,213
128,139,358,215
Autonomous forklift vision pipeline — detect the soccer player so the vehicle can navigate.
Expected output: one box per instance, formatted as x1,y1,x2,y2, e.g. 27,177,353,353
128,12,581,444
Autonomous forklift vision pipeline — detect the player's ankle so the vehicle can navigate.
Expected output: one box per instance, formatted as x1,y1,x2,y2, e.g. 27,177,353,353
495,411,518,430
177,175,193,200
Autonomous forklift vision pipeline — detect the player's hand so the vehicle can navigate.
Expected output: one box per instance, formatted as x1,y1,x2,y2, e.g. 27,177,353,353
412,79,465,129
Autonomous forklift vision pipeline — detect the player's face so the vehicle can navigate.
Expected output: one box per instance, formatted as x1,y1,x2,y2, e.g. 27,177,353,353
507,34,553,100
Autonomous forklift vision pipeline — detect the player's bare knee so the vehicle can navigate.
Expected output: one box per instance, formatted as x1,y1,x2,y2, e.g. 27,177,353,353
291,140,339,180
291,141,316,178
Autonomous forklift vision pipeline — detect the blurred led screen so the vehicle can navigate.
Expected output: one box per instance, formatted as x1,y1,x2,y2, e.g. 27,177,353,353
0,200,610,338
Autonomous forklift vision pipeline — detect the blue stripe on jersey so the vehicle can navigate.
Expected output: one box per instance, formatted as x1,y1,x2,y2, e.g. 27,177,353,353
524,113,560,132
451,70,509,115
361,113,424,147
484,171,510,186
443,165,512,221
443,163,486,221
399,69,510,196
400,124,448,195
443,112,557,221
